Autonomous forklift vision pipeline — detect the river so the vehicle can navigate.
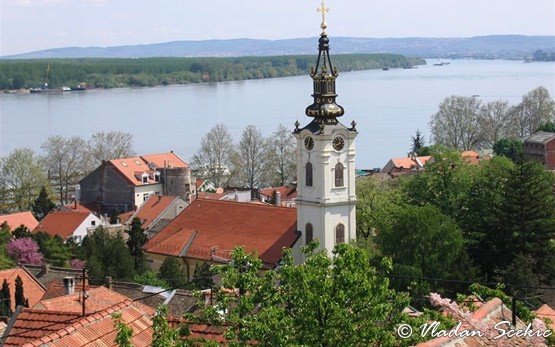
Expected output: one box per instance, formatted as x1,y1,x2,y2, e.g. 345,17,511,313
1,59,554,168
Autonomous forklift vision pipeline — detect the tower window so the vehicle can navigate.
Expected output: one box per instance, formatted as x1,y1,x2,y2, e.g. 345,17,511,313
334,163,344,187
306,162,313,187
335,223,345,244
306,223,313,244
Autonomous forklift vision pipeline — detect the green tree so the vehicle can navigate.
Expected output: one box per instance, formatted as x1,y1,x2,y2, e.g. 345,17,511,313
12,225,31,239
133,271,169,289
43,235,71,267
158,257,187,289
14,275,28,308
126,218,147,273
374,204,472,299
193,244,433,347
493,138,523,163
0,148,48,211
411,130,426,155
191,262,214,289
31,186,56,220
0,279,11,317
82,227,136,282
536,121,555,132
112,312,133,347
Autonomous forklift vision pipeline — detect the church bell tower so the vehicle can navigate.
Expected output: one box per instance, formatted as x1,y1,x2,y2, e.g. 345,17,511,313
293,1,358,260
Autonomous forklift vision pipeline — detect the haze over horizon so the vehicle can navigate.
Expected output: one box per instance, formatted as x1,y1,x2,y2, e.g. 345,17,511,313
1,0,554,56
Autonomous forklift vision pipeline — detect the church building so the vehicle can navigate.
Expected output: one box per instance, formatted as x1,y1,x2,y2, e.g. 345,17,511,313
292,4,358,261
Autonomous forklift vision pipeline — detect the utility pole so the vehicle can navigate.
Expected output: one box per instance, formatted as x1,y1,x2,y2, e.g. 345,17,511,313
81,267,87,317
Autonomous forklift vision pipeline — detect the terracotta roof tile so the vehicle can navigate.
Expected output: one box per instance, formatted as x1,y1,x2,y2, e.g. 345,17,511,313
0,212,39,231
109,152,187,187
34,286,152,315
60,202,101,214
0,267,46,311
141,152,188,169
260,186,297,200
33,211,91,239
124,195,179,229
2,308,81,347
17,300,155,347
145,199,298,268
536,304,555,331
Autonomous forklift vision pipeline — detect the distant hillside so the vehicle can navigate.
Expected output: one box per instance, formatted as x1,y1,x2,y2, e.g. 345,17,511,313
3,35,554,60
0,54,425,89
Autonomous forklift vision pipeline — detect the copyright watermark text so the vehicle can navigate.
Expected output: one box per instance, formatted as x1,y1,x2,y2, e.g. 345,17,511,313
397,321,553,340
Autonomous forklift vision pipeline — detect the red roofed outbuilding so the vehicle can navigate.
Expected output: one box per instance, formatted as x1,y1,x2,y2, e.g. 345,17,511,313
0,212,39,231
144,199,299,277
33,211,101,243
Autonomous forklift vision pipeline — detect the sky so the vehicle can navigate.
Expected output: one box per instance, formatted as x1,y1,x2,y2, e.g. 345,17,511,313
1,0,554,56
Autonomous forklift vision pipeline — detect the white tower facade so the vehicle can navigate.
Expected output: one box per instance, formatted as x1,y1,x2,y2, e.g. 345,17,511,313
292,14,358,261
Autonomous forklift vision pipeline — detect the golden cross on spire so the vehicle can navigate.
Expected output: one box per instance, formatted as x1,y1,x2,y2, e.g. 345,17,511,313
317,1,329,34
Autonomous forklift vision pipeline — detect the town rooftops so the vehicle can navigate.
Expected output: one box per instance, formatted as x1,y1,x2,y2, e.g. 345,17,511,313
33,286,145,315
33,211,91,239
1,308,82,347
525,131,555,145
0,267,46,311
6,300,153,347
60,202,101,214
145,199,299,268
0,212,39,231
120,195,183,229
109,152,188,187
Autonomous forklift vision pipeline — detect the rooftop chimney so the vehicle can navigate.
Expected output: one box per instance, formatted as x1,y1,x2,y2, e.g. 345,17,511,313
275,191,282,206
63,277,75,295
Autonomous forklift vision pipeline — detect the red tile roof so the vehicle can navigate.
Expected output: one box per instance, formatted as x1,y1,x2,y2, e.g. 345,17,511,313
536,304,555,331
123,195,179,229
195,192,227,200
2,309,82,347
0,267,46,311
19,300,153,347
60,202,100,214
33,211,91,239
141,152,188,169
108,152,187,187
0,212,39,231
33,286,148,315
260,186,297,201
145,199,298,268
391,156,432,170
196,178,205,189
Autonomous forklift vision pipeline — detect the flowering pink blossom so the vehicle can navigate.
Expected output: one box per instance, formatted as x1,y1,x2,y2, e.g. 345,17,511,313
7,237,44,265
70,259,85,269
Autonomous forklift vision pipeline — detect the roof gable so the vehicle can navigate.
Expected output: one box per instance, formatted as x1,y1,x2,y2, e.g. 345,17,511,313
0,212,39,231
145,199,298,267
33,211,92,239
125,195,180,229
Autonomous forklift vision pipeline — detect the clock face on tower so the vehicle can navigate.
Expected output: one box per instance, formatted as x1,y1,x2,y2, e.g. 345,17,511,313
332,136,345,151
304,136,314,151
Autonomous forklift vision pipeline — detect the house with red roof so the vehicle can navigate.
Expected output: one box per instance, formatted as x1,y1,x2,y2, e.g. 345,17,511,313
0,212,39,231
536,304,555,332
144,198,299,278
119,195,188,237
260,185,297,207
78,151,196,212
0,267,46,312
33,211,101,243
380,154,432,176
